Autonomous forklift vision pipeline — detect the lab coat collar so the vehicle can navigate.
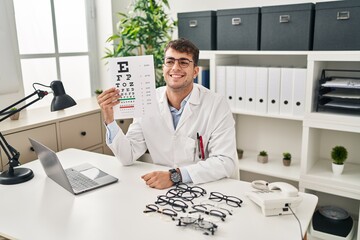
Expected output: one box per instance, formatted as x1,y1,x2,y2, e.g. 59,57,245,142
158,84,201,132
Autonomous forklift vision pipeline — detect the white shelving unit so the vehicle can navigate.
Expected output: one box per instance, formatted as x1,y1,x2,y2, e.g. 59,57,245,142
199,50,360,240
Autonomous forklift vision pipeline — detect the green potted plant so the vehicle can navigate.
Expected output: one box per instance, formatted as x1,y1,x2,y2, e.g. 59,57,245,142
104,0,177,88
282,152,292,166
257,150,268,164
9,107,20,120
331,146,348,175
94,89,103,96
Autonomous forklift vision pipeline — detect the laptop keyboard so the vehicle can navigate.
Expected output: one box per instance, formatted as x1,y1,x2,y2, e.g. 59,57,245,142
65,169,99,192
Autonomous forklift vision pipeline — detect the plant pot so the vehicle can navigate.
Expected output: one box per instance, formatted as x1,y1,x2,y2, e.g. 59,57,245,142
332,163,344,175
257,155,268,164
10,112,20,120
283,158,291,166
237,149,244,159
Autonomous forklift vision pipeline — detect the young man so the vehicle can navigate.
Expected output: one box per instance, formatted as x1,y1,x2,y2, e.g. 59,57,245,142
97,38,238,189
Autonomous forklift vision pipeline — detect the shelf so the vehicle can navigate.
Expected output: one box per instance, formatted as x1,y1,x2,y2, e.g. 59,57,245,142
238,151,300,181
301,159,360,200
304,113,360,133
201,50,309,56
232,108,303,121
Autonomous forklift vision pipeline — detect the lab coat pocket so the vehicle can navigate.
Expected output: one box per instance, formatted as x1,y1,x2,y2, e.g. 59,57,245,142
184,136,197,163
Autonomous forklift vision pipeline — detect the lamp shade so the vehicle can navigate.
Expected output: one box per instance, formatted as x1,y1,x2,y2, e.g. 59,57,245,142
50,81,77,111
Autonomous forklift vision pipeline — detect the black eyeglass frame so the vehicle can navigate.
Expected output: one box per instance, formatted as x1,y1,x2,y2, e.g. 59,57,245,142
209,192,243,208
155,195,188,212
165,188,197,204
175,183,207,197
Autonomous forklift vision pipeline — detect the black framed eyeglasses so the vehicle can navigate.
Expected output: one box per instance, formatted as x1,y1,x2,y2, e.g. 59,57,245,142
175,183,207,197
177,215,218,235
209,192,243,208
143,204,177,220
189,204,226,222
164,57,193,68
155,195,188,212
166,188,197,204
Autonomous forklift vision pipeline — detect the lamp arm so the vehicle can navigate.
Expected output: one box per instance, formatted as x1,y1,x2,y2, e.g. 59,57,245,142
0,90,48,122
0,132,20,172
0,89,48,172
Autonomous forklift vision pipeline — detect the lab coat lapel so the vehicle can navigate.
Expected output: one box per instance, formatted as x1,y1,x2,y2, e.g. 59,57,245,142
159,90,175,132
176,85,200,131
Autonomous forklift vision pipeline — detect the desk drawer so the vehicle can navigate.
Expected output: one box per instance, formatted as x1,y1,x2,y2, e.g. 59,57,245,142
59,113,102,150
0,124,57,169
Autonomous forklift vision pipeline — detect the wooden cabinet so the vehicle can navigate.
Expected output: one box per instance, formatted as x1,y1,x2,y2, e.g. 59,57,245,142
59,112,102,150
0,98,106,171
0,124,57,170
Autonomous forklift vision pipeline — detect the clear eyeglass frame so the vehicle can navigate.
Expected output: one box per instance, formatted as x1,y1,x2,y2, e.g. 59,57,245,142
164,57,193,68
188,204,227,222
143,204,177,221
177,215,218,235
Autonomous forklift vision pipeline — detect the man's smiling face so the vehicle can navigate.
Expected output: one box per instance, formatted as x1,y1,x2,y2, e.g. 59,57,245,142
163,48,199,92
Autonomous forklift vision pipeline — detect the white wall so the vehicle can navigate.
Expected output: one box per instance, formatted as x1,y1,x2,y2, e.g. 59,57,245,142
0,0,25,110
0,0,344,108
94,0,113,91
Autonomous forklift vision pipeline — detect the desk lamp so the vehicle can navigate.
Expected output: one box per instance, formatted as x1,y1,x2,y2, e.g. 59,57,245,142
0,81,76,185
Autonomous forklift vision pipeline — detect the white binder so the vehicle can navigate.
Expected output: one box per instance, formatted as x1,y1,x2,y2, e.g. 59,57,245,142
235,66,246,110
267,68,281,114
225,66,236,109
292,68,307,116
245,67,257,112
216,66,226,97
255,67,268,114
280,68,294,115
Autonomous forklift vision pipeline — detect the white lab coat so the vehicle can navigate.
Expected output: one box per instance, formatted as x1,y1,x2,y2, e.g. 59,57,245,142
108,84,239,184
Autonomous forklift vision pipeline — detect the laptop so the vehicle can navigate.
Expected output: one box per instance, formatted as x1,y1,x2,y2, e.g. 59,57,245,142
29,138,118,195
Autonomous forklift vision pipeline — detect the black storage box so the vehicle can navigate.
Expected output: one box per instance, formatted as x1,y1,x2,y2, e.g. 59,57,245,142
178,11,216,50
261,3,315,50
313,0,360,50
216,8,261,50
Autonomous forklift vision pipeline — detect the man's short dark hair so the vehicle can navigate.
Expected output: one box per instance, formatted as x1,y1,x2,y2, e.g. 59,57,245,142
164,38,199,66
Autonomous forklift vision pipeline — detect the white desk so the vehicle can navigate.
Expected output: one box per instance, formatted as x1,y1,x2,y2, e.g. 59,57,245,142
0,149,318,240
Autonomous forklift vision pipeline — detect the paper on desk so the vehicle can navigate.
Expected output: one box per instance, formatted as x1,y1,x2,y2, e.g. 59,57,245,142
108,55,158,119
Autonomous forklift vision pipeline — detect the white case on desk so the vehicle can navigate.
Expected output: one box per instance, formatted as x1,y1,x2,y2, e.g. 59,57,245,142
235,66,246,110
292,68,307,116
280,68,294,115
216,66,226,97
255,67,268,114
245,67,257,112
267,68,281,114
225,66,236,109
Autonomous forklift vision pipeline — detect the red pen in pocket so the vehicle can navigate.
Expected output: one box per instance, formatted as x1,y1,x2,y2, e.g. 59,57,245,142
199,135,205,160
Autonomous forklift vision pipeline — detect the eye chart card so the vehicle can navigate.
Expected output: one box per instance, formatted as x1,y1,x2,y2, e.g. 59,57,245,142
109,55,158,119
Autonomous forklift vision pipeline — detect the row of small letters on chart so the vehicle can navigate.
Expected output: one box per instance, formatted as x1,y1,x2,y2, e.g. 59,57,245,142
216,66,307,116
